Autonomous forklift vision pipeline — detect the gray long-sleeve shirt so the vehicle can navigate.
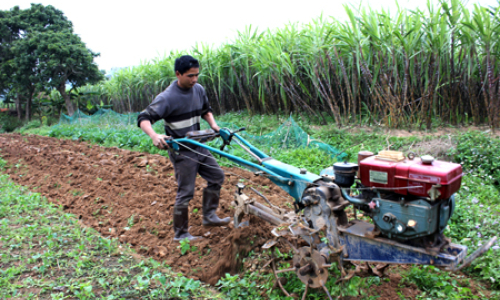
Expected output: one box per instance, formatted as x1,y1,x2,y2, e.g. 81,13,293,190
137,80,212,138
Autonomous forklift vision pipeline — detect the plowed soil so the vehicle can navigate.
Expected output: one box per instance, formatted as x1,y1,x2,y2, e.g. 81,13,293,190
0,133,431,299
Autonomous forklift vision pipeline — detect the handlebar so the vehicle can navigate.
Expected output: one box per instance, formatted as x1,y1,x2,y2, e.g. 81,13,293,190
164,127,246,150
185,129,220,143
219,127,246,151
161,126,320,202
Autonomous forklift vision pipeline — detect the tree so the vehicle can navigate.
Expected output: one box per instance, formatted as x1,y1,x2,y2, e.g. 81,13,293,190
0,4,103,119
36,30,104,115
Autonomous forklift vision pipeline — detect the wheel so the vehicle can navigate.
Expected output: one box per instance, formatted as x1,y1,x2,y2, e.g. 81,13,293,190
270,243,335,300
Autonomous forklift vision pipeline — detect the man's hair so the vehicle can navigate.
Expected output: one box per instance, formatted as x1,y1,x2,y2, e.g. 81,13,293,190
174,55,200,75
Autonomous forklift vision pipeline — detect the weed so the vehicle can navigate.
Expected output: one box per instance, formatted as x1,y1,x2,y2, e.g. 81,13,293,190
71,190,84,196
177,238,197,255
145,164,156,174
128,214,135,227
217,273,263,299
401,266,476,298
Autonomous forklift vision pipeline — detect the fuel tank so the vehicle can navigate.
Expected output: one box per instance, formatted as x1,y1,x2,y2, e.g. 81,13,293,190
359,153,463,200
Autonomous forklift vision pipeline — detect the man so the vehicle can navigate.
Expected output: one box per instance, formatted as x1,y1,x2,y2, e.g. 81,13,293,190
137,55,230,242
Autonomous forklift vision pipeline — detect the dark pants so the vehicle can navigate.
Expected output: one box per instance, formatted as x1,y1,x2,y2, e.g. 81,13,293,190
168,146,225,207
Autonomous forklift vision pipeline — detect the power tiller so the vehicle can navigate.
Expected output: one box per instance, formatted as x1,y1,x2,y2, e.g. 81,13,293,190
165,128,496,299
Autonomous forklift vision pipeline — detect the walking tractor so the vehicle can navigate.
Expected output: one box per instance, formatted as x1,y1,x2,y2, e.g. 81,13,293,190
166,128,497,299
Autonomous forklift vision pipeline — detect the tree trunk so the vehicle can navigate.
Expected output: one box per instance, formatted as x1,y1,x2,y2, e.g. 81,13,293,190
25,89,34,121
15,95,22,120
25,97,31,121
58,84,74,116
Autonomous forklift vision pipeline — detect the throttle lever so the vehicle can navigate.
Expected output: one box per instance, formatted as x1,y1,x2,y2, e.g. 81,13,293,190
164,136,175,151
219,127,246,152
234,127,246,133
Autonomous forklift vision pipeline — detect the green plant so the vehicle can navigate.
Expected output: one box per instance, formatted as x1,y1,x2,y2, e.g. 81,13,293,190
0,114,23,133
18,120,41,131
450,131,500,185
128,214,135,227
177,238,197,255
167,276,201,298
401,266,478,299
145,164,155,173
217,273,263,299
0,172,210,299
71,190,84,196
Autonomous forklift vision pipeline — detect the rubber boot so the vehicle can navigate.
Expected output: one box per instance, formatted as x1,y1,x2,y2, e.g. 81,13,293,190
172,205,202,242
202,188,231,226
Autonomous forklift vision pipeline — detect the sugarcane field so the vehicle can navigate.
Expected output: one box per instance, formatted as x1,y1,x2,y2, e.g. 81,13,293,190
1,1,500,299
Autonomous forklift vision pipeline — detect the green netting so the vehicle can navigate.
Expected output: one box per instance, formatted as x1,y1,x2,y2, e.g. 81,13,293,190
58,109,345,159
205,115,346,160
206,117,346,159
59,109,139,126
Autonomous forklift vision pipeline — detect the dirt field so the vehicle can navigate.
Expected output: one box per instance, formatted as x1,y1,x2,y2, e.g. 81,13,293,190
1,133,474,299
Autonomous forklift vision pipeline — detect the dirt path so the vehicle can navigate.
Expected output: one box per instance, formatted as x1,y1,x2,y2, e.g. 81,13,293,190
0,133,450,299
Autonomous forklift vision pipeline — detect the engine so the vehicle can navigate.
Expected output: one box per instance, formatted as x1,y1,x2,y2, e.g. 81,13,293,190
319,150,463,248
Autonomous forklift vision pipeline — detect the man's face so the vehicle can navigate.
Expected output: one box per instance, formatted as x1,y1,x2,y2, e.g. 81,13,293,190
176,67,199,89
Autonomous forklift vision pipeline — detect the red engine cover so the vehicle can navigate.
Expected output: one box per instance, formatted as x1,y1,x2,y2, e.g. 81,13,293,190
359,155,463,200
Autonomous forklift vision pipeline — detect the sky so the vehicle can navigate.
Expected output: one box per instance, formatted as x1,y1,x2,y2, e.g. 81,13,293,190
1,0,498,74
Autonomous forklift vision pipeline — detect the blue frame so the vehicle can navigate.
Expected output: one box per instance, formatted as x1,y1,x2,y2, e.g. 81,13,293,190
167,131,321,201
339,221,467,267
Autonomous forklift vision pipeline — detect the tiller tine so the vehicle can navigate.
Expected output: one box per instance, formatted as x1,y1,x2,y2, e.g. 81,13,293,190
262,238,278,249
371,263,389,277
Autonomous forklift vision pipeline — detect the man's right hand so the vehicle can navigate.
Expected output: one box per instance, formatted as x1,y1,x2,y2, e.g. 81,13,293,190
139,120,170,150
152,134,170,149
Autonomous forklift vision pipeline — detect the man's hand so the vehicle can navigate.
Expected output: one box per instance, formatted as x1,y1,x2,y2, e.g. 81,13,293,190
152,134,170,149
212,125,220,133
139,120,170,149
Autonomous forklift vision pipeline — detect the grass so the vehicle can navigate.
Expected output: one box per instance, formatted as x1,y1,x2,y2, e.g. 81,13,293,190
0,169,215,299
4,112,500,299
